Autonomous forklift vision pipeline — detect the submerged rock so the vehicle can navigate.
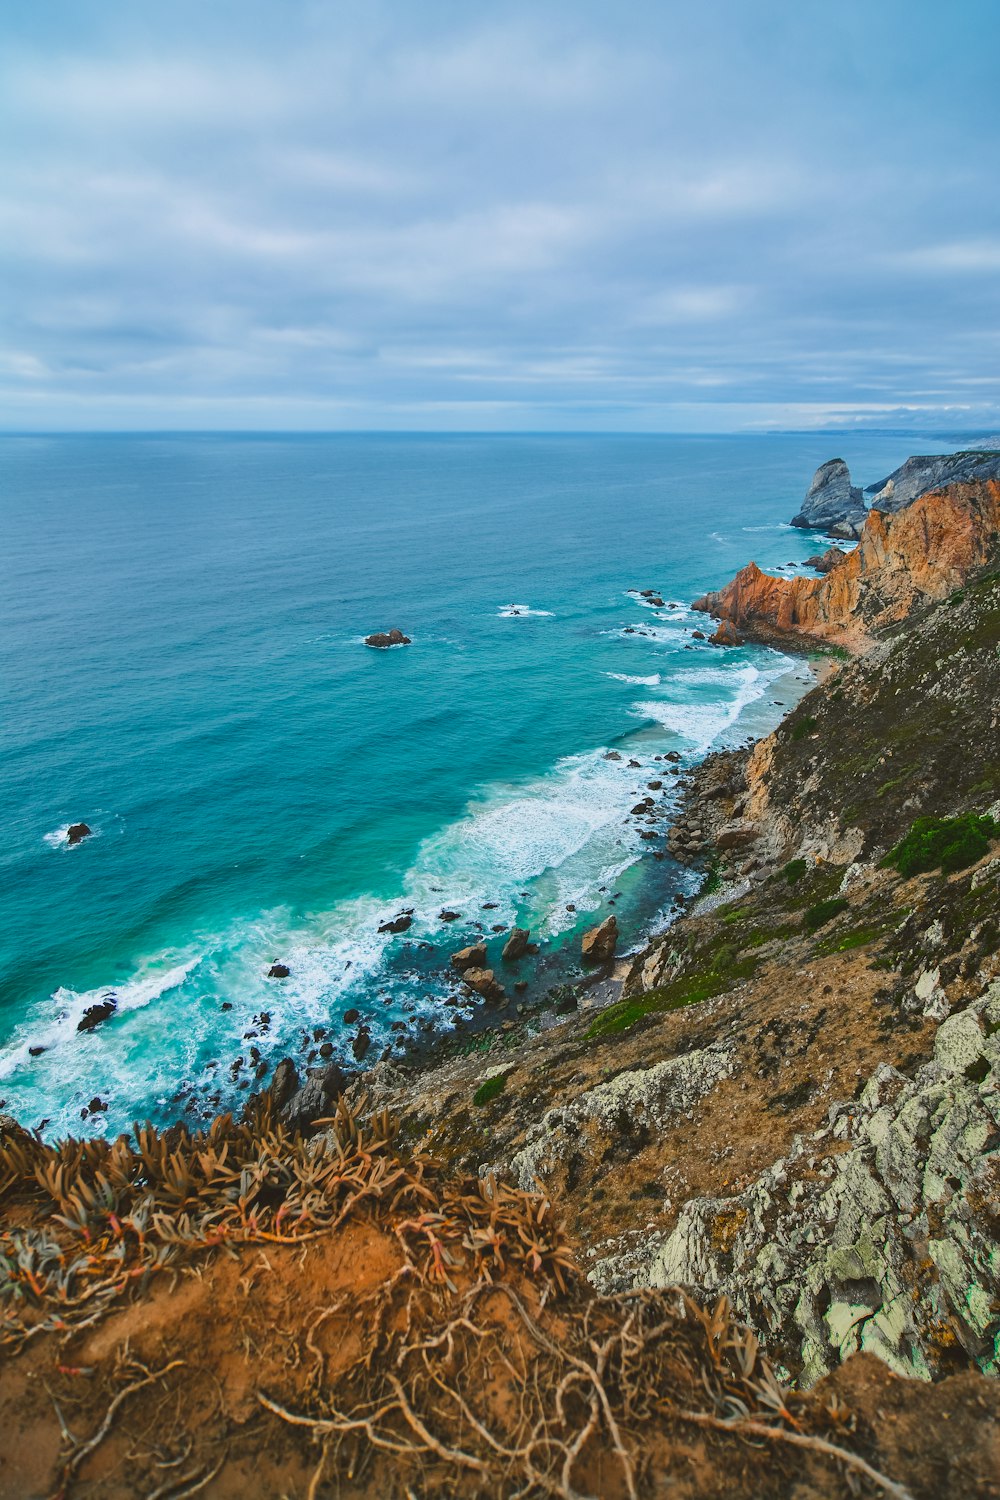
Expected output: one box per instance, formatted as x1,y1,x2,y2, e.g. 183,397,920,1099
364,628,411,649
77,994,117,1033
581,915,618,964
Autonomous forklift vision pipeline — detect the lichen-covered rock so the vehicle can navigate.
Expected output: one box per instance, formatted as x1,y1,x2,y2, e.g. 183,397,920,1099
629,980,1000,1384
507,1041,733,1192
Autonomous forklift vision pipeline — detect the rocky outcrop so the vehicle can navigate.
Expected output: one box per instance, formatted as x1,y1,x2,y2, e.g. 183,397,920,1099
867,449,1000,514
463,967,505,1003
581,915,618,964
804,547,849,574
693,474,1000,646
501,927,530,962
364,628,411,648
451,943,487,971
77,994,117,1033
280,1061,353,1132
636,981,1000,1383
66,822,92,845
709,619,743,646
790,459,868,537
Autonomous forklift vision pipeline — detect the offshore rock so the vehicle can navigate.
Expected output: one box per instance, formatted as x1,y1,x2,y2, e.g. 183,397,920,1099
804,547,849,574
581,915,618,964
364,628,411,648
790,459,868,536
66,822,92,845
451,943,487,971
501,927,531,962
463,967,505,1003
709,619,743,646
77,994,117,1033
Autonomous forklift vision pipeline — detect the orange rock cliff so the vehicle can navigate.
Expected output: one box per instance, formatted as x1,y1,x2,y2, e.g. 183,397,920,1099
692,475,1000,647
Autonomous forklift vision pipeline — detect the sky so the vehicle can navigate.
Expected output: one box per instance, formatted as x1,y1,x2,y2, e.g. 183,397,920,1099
2,0,999,433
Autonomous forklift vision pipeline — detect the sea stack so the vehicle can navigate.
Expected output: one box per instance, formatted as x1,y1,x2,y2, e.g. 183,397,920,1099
789,458,868,538
364,628,411,648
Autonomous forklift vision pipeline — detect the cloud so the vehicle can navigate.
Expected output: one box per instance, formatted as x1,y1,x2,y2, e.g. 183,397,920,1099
0,1,998,430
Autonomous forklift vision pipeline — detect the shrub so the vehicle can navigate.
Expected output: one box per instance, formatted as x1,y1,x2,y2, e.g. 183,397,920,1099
782,857,808,886
790,716,818,742
883,813,999,878
802,897,849,932
473,1070,512,1107
699,862,721,897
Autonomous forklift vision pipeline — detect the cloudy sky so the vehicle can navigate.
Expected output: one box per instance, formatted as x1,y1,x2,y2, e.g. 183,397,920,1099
2,0,999,432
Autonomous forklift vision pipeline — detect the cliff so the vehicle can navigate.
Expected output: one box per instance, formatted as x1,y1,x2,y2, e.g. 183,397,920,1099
693,473,1000,647
867,447,1000,513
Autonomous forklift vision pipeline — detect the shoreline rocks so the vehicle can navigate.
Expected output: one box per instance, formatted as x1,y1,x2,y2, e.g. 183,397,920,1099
501,927,530,962
581,915,618,964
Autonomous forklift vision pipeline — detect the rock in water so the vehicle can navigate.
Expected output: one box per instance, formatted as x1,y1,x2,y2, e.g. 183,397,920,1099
378,914,412,934
581,915,618,964
501,927,530,962
267,963,291,979
709,619,743,646
364,628,411,648
450,943,488,971
269,1058,300,1112
66,822,92,845
77,994,117,1032
805,547,849,575
462,967,505,1003
789,458,868,536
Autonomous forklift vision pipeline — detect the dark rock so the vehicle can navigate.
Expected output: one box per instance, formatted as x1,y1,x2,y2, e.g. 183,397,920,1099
280,1062,353,1132
343,1008,360,1025
604,750,622,761
439,910,461,922
665,751,682,762
270,1058,300,1110
514,980,529,993
691,630,706,640
628,759,641,768
319,1042,333,1058
647,780,662,790
805,547,850,575
482,902,499,909
451,943,488,971
364,628,411,648
378,914,412,934
267,963,291,979
28,1046,46,1058
790,458,868,535
501,927,530,962
352,1028,372,1063
581,915,618,964
87,1096,108,1114
77,994,117,1033
220,1001,233,1011
525,942,539,955
640,830,658,841
66,822,92,846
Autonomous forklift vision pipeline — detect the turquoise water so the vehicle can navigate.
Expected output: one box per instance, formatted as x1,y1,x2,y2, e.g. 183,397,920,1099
0,432,935,1136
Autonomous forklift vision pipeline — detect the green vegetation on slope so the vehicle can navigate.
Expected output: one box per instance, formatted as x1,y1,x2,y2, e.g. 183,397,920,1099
883,813,998,878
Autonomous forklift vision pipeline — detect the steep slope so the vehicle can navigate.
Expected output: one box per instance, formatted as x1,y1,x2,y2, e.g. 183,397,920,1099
867,448,1000,513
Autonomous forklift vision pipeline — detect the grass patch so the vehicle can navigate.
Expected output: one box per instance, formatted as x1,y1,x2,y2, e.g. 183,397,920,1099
586,945,758,1040
802,897,849,933
699,862,722,897
882,813,999,878
814,926,881,956
789,715,819,742
781,857,808,886
473,1069,513,1107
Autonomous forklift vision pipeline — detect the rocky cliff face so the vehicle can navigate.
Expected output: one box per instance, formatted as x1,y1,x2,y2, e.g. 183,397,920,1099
867,448,1000,513
790,457,868,537
693,475,1000,647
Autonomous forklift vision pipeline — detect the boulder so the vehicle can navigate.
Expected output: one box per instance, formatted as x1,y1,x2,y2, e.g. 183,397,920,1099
716,821,759,851
451,943,487,971
603,750,622,761
501,927,530,962
462,968,506,1003
709,619,743,647
581,915,618,965
343,1008,360,1025
665,751,682,762
352,1028,372,1063
280,1062,353,1132
66,822,92,846
77,994,117,1033
269,1057,300,1112
691,630,706,640
805,547,849,575
438,910,461,922
267,962,290,979
790,458,868,535
364,628,411,648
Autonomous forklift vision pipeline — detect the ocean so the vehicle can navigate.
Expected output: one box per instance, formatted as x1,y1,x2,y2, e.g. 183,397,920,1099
0,431,937,1136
